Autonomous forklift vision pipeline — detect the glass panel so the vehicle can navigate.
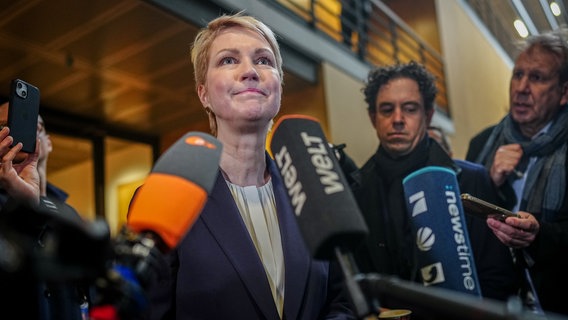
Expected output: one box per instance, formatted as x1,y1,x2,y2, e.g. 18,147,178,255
105,137,152,236
46,133,95,221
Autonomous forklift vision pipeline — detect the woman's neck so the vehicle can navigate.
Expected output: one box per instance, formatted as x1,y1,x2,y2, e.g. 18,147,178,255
218,133,269,187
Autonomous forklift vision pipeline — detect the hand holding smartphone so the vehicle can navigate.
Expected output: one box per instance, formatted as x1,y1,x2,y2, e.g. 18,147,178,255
8,79,40,153
461,193,520,221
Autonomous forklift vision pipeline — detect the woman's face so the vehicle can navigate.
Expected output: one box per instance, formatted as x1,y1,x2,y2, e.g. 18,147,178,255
197,26,281,133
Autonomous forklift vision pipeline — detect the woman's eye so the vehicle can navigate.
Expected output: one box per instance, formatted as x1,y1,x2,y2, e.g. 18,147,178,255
220,57,237,65
256,57,273,66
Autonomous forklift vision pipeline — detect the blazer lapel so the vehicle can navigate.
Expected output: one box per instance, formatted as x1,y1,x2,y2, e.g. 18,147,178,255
268,158,311,320
201,173,279,319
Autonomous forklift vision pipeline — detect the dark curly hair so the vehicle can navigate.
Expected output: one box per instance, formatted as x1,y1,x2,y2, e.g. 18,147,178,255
362,61,438,113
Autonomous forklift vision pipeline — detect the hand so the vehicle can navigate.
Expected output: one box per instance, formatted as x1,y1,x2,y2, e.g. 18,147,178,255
0,127,40,206
489,143,523,186
486,211,539,248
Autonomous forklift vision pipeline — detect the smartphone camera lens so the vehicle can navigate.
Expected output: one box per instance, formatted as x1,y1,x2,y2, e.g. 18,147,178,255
16,81,28,99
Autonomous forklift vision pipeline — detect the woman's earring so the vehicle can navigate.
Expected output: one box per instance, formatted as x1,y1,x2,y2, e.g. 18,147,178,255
204,106,217,136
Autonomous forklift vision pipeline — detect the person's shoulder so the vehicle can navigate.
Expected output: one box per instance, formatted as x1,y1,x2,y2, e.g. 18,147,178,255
454,158,492,183
454,158,486,172
470,125,496,144
355,155,377,176
466,124,498,161
349,155,378,187
46,182,69,202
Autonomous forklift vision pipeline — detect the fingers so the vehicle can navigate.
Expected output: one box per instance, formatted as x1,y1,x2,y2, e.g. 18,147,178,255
0,142,23,177
509,211,540,234
490,143,524,186
487,213,538,248
2,142,23,163
0,128,40,205
0,127,13,154
495,144,523,169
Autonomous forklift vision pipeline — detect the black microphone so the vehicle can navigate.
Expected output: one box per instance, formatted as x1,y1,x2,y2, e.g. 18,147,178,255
270,114,368,259
269,114,374,318
0,194,112,281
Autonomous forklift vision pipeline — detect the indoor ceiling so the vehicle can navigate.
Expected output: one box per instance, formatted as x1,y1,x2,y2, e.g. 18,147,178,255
0,0,566,174
0,0,208,134
0,0,310,173
0,0,205,172
464,0,568,60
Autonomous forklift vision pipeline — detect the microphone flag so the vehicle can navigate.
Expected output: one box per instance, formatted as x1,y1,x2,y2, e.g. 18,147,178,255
269,114,368,259
402,166,482,297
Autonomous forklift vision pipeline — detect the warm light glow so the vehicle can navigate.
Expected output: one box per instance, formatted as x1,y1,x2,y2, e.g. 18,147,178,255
550,2,561,16
514,19,529,38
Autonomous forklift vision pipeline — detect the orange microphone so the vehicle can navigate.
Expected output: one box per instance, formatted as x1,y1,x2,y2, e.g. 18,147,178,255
89,132,221,319
127,131,222,250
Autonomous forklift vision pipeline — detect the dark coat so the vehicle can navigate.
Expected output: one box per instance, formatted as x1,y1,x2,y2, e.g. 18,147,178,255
467,126,568,315
349,139,518,307
145,155,355,320
0,183,87,320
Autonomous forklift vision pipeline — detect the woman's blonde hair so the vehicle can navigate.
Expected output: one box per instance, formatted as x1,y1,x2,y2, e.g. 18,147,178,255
190,11,283,135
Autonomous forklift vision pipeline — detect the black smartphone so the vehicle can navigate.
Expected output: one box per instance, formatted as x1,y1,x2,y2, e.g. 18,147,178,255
8,79,40,153
461,193,520,221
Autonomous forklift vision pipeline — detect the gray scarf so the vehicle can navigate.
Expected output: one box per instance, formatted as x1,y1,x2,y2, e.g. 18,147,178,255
474,107,568,221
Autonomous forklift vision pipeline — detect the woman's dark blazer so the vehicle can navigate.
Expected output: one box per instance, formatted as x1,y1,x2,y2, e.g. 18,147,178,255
145,154,354,320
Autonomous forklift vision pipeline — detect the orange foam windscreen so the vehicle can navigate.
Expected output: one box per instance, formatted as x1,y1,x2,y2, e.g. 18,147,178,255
126,131,222,249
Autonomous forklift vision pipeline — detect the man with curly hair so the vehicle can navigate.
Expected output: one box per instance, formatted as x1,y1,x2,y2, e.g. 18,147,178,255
346,62,519,314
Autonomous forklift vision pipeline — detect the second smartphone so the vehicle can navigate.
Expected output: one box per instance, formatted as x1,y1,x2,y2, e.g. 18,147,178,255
8,79,40,153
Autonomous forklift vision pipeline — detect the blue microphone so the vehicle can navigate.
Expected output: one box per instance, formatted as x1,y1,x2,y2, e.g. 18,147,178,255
402,166,482,297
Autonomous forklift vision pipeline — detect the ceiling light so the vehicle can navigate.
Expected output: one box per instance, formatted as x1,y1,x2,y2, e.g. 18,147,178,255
512,0,538,35
541,0,559,29
550,2,561,16
514,19,529,38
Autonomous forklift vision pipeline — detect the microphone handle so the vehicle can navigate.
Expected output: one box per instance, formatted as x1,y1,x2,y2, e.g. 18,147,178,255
358,273,563,320
334,247,377,319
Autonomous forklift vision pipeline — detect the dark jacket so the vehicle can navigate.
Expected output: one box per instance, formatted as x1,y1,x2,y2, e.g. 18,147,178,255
348,138,518,311
466,126,514,207
467,126,568,315
39,184,90,320
144,154,355,320
0,183,88,320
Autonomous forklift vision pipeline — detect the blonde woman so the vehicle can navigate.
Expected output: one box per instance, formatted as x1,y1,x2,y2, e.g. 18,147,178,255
141,12,355,320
